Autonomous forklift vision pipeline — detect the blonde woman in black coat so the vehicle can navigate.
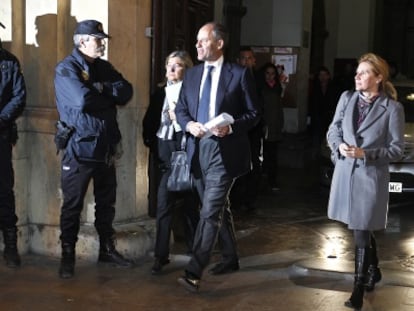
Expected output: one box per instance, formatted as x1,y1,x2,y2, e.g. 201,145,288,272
143,51,199,275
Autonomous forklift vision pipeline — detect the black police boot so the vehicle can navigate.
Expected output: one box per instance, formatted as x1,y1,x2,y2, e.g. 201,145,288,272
98,236,132,267
3,227,21,268
59,243,75,279
345,247,370,310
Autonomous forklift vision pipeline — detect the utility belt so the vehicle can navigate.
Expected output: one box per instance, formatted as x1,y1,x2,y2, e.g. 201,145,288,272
55,120,123,166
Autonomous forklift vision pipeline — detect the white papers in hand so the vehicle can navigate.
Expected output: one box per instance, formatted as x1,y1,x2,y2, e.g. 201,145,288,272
202,112,234,138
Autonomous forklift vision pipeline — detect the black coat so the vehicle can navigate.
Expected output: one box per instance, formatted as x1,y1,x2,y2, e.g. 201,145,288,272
0,48,26,131
142,86,165,151
54,48,133,161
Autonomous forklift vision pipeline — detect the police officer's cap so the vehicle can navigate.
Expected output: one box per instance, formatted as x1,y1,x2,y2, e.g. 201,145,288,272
74,20,109,39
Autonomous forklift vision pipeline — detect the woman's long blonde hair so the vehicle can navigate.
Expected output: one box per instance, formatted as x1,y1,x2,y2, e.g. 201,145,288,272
358,53,398,100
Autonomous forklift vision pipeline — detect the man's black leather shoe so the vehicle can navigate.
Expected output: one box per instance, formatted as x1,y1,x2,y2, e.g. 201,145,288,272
208,261,240,275
3,228,21,268
59,244,75,279
4,248,21,268
177,274,200,293
151,257,170,275
59,260,75,279
98,249,133,267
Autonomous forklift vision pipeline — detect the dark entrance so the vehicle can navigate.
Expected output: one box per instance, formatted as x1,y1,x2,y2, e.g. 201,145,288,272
147,0,214,219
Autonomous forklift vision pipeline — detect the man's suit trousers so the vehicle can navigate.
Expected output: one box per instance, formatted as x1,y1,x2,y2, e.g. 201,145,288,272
186,137,238,278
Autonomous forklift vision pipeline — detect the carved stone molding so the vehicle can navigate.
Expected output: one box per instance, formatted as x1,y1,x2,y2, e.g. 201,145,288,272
21,106,58,134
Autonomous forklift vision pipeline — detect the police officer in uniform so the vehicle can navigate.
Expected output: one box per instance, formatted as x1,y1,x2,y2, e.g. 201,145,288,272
0,22,26,268
54,20,133,278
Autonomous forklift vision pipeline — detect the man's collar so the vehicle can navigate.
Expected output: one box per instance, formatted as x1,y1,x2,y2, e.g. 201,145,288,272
74,47,96,64
204,55,224,69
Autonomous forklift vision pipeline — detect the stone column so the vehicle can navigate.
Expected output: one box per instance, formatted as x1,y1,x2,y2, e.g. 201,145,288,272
10,0,24,59
8,0,155,261
222,0,246,62
57,0,72,61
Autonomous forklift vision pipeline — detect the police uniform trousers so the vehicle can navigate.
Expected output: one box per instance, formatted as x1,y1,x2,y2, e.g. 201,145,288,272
185,137,238,279
0,135,18,229
60,153,116,245
154,136,199,260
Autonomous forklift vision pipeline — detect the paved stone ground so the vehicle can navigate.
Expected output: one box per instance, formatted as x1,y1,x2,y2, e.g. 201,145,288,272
1,164,414,310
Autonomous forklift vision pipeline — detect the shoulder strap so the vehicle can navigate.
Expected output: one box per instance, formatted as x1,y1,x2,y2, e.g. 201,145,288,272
180,133,187,150
340,90,354,118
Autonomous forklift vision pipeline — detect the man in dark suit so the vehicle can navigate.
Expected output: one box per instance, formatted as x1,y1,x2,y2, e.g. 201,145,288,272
175,22,260,292
231,46,263,212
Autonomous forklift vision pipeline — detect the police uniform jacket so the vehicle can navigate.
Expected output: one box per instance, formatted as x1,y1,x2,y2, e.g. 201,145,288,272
0,47,26,134
54,48,133,162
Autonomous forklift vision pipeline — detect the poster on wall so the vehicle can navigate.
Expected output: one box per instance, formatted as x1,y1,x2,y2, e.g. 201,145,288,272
272,54,297,78
271,54,297,99
251,46,299,107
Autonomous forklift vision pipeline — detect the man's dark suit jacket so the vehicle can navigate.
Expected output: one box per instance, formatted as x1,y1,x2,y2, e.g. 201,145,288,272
175,61,260,178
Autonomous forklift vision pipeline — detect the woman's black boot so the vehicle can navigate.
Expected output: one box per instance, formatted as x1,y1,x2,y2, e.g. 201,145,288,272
365,234,381,292
345,247,369,310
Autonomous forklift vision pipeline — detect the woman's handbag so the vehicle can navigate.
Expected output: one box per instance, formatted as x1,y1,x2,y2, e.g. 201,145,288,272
167,134,193,192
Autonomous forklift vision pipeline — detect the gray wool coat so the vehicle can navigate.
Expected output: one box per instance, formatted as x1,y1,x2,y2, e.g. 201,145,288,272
327,90,405,230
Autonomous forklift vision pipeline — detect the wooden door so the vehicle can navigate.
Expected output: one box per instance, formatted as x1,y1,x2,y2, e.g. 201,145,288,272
151,0,214,91
147,0,213,217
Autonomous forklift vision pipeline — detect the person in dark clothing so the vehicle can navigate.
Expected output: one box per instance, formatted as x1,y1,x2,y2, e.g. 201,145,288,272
334,60,356,93
258,62,284,192
388,60,407,82
54,20,133,279
142,85,162,219
230,46,263,211
0,33,26,268
143,50,199,275
309,66,340,151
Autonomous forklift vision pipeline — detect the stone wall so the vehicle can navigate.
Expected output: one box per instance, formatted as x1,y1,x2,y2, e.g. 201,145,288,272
2,0,154,260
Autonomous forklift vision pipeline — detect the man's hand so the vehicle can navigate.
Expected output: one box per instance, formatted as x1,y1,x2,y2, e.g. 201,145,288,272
210,125,230,138
187,121,207,138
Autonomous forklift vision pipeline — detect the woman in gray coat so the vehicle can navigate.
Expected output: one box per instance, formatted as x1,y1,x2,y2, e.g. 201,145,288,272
327,53,405,310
